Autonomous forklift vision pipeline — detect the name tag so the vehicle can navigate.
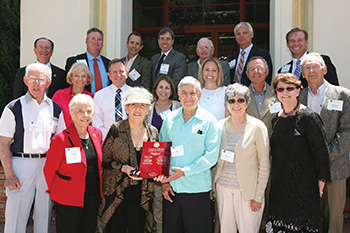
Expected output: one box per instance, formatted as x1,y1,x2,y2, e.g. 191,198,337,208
281,64,291,73
77,59,88,66
327,99,343,111
128,69,141,81
160,109,171,120
160,64,170,75
171,145,184,157
269,102,282,113
229,59,236,69
206,95,217,105
29,121,43,132
65,147,82,164
221,149,235,163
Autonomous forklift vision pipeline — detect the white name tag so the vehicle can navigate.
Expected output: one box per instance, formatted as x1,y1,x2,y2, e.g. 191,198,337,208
269,102,282,114
327,99,343,111
221,149,235,163
77,59,88,66
160,64,170,75
65,147,82,164
160,109,171,120
229,59,236,69
29,121,43,132
128,69,141,81
171,145,184,157
281,64,291,73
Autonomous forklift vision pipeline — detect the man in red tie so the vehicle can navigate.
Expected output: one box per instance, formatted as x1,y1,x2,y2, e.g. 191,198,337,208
65,28,111,94
228,22,273,86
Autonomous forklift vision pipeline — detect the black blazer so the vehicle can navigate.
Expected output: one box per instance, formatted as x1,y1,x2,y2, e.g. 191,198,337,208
13,64,68,99
278,53,339,88
65,52,111,92
228,45,273,86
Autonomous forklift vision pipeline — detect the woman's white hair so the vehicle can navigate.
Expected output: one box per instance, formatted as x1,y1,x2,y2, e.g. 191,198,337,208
69,94,94,113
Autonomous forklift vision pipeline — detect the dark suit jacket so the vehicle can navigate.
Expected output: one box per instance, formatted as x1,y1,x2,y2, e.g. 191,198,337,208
65,52,111,92
13,63,68,99
228,45,273,86
186,59,231,86
122,55,152,91
151,48,186,89
299,83,350,180
278,53,339,88
44,124,103,207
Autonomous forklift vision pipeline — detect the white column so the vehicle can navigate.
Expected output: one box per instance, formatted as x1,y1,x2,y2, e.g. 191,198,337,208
269,0,293,80
105,0,133,60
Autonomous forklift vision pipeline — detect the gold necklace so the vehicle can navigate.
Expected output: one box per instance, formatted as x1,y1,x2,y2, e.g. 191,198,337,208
131,128,145,151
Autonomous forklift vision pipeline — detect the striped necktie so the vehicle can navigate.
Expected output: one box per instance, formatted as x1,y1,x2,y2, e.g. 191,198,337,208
115,89,122,122
294,59,301,79
235,51,246,83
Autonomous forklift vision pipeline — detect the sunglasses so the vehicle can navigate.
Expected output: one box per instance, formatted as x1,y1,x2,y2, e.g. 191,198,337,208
276,86,297,93
227,98,246,104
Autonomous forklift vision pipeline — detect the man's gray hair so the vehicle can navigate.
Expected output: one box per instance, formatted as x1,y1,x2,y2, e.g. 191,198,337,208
197,37,214,49
247,56,269,69
178,76,201,95
69,94,94,114
301,52,326,67
25,63,52,81
225,83,251,103
234,22,254,35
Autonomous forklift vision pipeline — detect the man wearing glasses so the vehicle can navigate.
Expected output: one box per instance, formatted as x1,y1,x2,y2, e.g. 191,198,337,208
299,53,350,233
246,56,278,137
0,63,66,232
186,37,231,86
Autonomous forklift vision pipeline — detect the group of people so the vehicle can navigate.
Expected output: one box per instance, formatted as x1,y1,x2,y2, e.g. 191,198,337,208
0,21,348,233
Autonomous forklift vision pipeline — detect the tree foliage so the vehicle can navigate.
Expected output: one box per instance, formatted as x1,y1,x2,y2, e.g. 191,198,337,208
0,0,20,111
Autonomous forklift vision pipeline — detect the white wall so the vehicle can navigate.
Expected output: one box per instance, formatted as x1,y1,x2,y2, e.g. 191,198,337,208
313,0,350,88
21,0,90,69
270,0,293,79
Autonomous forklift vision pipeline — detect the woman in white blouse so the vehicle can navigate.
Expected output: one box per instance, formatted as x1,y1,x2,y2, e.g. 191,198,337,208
198,57,228,120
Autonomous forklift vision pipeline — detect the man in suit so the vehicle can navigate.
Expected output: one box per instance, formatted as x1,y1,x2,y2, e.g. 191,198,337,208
278,27,339,87
13,37,68,99
121,32,152,90
228,22,273,86
151,27,186,90
299,53,350,233
92,59,131,140
186,37,230,86
246,56,278,137
65,28,110,94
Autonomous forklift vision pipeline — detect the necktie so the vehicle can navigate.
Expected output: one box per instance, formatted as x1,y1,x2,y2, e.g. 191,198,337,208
155,53,166,79
235,51,246,83
94,58,102,92
115,89,122,122
294,59,301,79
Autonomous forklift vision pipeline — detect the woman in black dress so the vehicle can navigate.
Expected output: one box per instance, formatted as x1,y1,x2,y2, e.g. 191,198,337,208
266,73,330,232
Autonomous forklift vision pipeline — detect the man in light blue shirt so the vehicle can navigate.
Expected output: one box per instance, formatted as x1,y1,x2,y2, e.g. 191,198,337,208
160,76,220,233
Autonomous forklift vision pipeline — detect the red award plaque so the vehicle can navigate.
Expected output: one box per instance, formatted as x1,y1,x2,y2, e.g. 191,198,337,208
139,141,172,178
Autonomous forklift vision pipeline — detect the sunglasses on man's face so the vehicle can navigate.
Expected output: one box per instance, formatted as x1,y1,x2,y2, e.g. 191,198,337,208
227,98,246,104
276,86,297,93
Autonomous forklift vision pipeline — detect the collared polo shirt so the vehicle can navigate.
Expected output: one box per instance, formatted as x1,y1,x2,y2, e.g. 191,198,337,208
159,106,221,193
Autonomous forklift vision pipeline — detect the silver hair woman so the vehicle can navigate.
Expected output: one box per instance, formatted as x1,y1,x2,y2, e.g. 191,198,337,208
44,93,103,233
212,83,270,233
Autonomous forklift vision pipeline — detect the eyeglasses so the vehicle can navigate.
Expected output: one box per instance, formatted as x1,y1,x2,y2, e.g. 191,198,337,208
26,76,47,84
303,65,322,72
247,67,266,73
276,86,297,93
227,98,246,104
197,45,211,50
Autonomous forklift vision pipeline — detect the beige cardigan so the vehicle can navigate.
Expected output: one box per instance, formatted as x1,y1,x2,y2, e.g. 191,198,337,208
212,115,270,202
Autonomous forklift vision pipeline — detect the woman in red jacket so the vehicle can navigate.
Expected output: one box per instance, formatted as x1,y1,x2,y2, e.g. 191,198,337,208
44,94,103,233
